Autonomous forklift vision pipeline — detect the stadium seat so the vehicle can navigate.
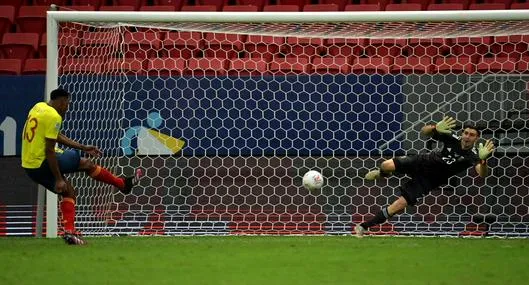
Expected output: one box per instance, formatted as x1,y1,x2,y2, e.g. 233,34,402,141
407,38,450,57
302,4,339,11
235,0,268,11
81,32,120,58
390,56,432,74
123,31,162,59
311,56,351,74
490,35,529,58
515,56,529,73
62,5,97,11
186,57,227,76
181,5,218,11
269,57,310,75
62,58,104,74
112,0,147,10
139,5,176,11
358,0,388,10
450,37,493,58
70,0,103,9
468,3,506,10
162,31,203,59
33,0,67,5
107,58,145,75
365,39,407,57
147,57,186,76
244,35,285,60
385,3,422,11
99,6,136,11
350,57,392,74
228,58,269,76
402,0,431,10
195,0,227,11
432,0,469,10
426,3,464,10
203,33,245,59
152,0,185,10
2,0,23,13
510,2,529,9
57,32,82,58
0,32,39,60
0,59,22,75
433,56,476,74
476,56,517,74
0,6,15,36
262,5,300,11
344,4,381,11
222,5,259,12
283,37,324,59
319,0,349,11
16,6,47,34
22,58,46,75
276,0,309,9
324,38,366,57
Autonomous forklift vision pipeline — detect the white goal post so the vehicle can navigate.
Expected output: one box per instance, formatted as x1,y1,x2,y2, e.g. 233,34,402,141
43,9,529,238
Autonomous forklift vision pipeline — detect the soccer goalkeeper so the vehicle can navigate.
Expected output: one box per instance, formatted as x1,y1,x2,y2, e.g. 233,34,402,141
21,88,143,245
355,116,495,237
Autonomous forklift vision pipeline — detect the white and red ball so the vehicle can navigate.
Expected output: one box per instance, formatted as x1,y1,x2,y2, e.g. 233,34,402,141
302,170,324,191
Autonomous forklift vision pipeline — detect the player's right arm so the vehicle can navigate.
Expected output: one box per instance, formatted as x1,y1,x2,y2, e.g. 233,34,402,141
421,116,457,139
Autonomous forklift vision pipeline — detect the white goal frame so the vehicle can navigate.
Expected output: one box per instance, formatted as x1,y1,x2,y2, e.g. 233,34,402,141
43,9,529,238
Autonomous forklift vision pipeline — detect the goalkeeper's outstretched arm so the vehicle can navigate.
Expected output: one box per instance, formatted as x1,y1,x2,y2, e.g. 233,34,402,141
421,116,457,137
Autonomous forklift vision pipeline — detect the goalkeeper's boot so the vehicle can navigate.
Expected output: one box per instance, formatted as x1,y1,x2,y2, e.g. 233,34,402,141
354,224,366,238
122,168,144,194
63,231,86,245
364,170,381,181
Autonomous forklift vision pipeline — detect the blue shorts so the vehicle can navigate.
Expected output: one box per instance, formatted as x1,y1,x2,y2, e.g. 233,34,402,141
24,150,81,193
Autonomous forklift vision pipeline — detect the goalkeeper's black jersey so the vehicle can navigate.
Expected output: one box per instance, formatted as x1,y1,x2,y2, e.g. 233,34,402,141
423,131,480,183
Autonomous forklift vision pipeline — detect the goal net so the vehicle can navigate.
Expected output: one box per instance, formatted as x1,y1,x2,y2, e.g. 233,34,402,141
47,10,529,237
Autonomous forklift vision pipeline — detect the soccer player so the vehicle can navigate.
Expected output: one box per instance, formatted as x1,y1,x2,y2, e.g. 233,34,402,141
355,116,495,237
21,88,143,245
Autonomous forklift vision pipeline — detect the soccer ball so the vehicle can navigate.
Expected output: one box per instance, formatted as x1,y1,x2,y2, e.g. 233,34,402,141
302,170,324,191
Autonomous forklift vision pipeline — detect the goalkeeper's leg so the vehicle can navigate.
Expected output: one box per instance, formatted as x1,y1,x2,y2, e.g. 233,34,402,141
355,196,407,237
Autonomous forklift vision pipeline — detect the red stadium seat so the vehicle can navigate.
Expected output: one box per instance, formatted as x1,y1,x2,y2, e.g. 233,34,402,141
262,5,300,11
112,0,147,10
123,31,162,59
222,5,259,12
276,0,309,8
407,38,450,57
235,0,268,11
433,56,476,74
62,58,104,74
16,6,47,34
228,58,269,76
324,38,366,57
303,4,339,11
385,3,422,11
107,58,145,75
195,0,227,11
511,2,529,9
153,0,185,10
365,39,407,57
0,32,38,60
269,57,310,75
490,35,529,58
147,57,186,76
0,6,15,36
244,35,285,60
33,0,67,5
181,5,218,11
99,6,136,11
344,4,381,11
427,3,464,10
515,57,529,73
402,0,431,10
359,0,388,10
468,3,506,10
351,57,392,74
432,0,469,10
2,0,23,13
0,59,21,75
319,0,349,11
162,31,203,59
203,33,245,59
139,5,176,11
58,32,82,58
283,37,324,59
81,31,120,58
311,56,351,74
70,0,103,9
390,56,432,74
22,58,46,75
476,56,517,74
450,37,493,58
186,57,227,76
62,5,97,11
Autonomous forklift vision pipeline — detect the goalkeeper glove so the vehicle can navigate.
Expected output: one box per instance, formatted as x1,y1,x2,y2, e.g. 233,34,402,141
435,116,456,134
478,140,495,160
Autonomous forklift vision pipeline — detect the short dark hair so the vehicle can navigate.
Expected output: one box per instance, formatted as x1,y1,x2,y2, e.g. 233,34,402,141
50,88,70,100
463,124,481,136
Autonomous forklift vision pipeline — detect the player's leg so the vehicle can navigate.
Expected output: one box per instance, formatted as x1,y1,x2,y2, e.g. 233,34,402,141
59,181,86,245
355,196,408,237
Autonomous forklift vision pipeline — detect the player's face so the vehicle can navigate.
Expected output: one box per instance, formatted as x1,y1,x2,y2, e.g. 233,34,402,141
57,97,70,117
460,128,479,150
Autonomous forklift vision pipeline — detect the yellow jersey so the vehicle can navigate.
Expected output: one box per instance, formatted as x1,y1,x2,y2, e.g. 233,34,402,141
21,102,63,169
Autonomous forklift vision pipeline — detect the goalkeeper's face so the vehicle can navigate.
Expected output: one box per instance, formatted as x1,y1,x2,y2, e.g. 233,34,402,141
460,128,480,150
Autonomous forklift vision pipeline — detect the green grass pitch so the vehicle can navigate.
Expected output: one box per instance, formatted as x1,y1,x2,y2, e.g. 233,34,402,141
1,236,528,285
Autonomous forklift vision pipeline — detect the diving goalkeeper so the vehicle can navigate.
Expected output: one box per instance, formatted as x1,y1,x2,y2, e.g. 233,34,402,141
355,116,495,237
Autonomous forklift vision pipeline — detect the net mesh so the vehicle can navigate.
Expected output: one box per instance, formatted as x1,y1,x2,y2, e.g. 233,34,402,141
57,19,529,236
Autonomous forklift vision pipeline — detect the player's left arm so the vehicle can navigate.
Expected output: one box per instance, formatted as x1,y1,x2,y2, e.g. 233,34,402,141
57,134,102,157
475,139,495,177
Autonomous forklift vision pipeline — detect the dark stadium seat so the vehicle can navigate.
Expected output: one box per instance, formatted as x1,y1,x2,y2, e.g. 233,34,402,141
269,57,310,74
276,0,309,8
319,0,349,11
427,3,465,10
433,56,476,74
303,4,339,11
344,4,381,11
181,5,218,11
139,5,176,11
152,0,185,10
33,0,67,5
195,0,227,11
468,3,507,10
0,6,15,37
228,58,269,76
0,59,22,75
99,6,135,11
112,0,147,11
147,58,186,76
70,0,103,9
350,57,392,74
433,0,469,10
22,58,46,75
222,5,260,12
0,33,38,60
510,2,529,9
283,37,324,59
16,6,47,34
476,56,517,74
407,38,450,57
162,31,203,59
186,57,228,76
63,5,97,11
2,0,23,13
324,38,366,57
244,35,284,60
385,3,422,11
262,5,300,11
390,56,433,74
311,56,351,74
403,0,431,10
123,31,162,59
203,33,245,59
